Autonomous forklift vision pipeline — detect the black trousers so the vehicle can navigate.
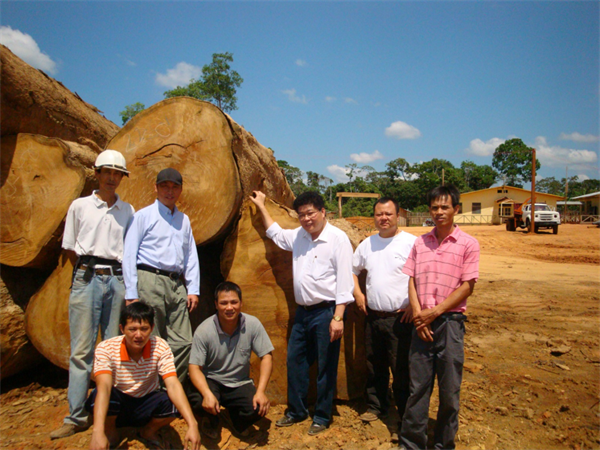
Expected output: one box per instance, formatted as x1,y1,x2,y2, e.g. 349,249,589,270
187,378,261,432
365,313,413,423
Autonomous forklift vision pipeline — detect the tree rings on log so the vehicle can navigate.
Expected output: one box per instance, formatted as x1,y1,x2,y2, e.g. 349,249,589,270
107,97,242,245
0,134,96,268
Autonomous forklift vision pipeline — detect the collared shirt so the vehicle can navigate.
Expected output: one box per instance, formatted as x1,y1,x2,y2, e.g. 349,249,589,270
123,200,200,299
93,335,177,398
266,221,354,306
62,191,135,263
353,231,417,312
402,225,480,313
189,313,274,388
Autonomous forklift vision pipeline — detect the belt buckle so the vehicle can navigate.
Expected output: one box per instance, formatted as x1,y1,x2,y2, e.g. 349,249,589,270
169,271,179,281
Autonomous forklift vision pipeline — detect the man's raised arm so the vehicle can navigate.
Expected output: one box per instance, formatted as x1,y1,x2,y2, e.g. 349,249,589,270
249,191,275,230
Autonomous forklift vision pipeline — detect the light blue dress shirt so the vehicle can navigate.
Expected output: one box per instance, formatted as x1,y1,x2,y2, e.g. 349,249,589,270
123,199,200,299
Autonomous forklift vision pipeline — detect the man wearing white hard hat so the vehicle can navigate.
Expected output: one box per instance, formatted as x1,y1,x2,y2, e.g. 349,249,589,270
50,150,136,440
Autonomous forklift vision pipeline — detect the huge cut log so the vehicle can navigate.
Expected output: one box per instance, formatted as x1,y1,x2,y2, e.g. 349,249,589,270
0,265,50,379
107,97,295,246
1,44,118,151
0,134,97,268
24,252,74,369
221,199,367,404
106,98,243,245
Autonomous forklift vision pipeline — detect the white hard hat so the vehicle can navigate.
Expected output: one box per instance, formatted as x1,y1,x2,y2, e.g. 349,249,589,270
94,150,129,176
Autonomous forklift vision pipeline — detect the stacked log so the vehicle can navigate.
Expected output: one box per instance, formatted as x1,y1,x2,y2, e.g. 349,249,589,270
3,47,367,402
1,47,118,378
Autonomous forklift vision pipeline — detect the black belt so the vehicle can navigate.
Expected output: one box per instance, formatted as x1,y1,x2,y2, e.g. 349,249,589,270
368,308,402,318
137,264,182,281
76,255,121,282
436,313,466,322
78,264,122,276
299,301,335,311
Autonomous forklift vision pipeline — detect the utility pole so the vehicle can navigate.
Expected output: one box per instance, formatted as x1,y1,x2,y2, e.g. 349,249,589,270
530,148,536,234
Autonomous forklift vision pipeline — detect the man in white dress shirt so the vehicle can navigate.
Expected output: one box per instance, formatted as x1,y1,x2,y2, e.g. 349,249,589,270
123,168,200,382
51,150,135,440
352,197,416,442
249,190,354,436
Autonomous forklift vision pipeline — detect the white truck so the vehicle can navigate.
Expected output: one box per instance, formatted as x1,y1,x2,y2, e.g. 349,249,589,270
501,199,561,234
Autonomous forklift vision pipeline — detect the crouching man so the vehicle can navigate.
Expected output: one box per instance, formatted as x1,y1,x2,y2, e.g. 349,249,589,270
187,281,274,439
85,302,200,450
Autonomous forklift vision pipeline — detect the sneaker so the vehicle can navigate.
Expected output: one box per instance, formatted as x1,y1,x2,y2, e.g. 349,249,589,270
49,423,89,440
276,415,308,427
307,422,328,436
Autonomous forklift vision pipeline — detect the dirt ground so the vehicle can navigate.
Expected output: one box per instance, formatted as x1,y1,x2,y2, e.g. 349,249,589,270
1,224,599,450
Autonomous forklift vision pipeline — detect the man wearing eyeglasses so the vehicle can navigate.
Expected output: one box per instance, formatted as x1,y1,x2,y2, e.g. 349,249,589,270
249,190,354,436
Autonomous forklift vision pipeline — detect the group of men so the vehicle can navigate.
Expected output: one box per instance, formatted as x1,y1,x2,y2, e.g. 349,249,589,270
50,149,480,450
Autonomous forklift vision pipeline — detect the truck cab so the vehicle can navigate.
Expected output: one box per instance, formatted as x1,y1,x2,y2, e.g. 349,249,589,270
521,203,560,234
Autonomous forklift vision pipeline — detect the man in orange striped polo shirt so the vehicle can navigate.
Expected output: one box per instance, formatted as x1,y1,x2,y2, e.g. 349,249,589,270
85,302,200,450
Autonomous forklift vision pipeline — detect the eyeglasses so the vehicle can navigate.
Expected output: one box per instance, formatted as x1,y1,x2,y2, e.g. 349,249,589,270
298,210,320,221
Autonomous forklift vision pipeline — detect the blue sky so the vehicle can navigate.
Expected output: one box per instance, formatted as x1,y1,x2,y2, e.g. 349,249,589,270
2,1,598,186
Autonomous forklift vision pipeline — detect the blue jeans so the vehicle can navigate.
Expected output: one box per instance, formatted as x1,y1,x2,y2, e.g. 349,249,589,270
65,268,125,426
286,304,340,426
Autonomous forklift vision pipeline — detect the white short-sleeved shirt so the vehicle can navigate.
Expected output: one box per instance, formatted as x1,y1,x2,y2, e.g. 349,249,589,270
353,231,417,312
62,192,135,263
266,221,354,306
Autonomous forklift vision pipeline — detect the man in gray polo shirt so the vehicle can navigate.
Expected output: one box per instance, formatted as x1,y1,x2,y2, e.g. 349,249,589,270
188,281,274,439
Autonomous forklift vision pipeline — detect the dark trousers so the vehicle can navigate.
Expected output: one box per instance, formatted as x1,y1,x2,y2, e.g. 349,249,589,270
400,314,465,450
187,378,261,433
286,303,340,426
365,313,413,422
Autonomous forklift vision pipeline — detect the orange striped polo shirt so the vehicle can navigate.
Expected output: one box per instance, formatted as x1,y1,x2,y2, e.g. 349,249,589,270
93,335,177,398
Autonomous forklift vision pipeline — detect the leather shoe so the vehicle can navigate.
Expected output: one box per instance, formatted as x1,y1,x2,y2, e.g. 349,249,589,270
49,423,90,440
308,422,328,436
276,415,307,427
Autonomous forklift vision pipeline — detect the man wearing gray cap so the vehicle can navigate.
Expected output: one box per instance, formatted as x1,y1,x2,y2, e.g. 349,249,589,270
123,168,200,382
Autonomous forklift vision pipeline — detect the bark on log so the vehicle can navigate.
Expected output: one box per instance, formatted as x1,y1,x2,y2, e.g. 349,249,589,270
0,134,97,268
0,265,49,379
220,200,366,404
24,252,74,369
1,44,118,151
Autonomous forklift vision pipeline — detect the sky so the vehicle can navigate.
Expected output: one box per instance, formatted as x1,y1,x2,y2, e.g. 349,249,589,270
1,1,599,187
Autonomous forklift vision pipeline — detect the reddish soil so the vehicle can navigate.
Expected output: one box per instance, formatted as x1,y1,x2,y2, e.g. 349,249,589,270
1,224,599,450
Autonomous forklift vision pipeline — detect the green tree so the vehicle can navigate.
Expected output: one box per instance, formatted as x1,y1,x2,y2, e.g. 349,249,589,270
492,138,541,188
460,161,498,191
277,160,307,195
536,177,564,196
119,102,145,125
164,52,243,112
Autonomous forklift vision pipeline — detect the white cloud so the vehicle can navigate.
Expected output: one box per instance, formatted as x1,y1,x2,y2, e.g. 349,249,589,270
282,88,308,104
325,96,336,103
295,59,307,67
155,62,201,88
327,165,350,183
576,173,590,181
0,26,58,74
350,150,384,164
559,132,600,143
465,137,505,156
344,97,358,104
535,136,598,171
384,121,422,140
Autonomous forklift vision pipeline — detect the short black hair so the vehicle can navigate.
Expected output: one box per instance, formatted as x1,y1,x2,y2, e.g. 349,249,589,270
293,191,325,213
214,281,242,302
427,185,460,208
373,197,399,214
120,301,155,328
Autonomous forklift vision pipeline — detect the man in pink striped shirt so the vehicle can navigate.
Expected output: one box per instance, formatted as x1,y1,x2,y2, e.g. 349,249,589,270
399,185,480,450
86,302,200,450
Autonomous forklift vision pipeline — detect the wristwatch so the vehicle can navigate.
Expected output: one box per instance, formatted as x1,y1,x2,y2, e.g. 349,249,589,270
332,315,343,322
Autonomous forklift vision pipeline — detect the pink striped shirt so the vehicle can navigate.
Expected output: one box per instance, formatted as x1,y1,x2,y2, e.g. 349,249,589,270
93,335,177,398
402,225,479,313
